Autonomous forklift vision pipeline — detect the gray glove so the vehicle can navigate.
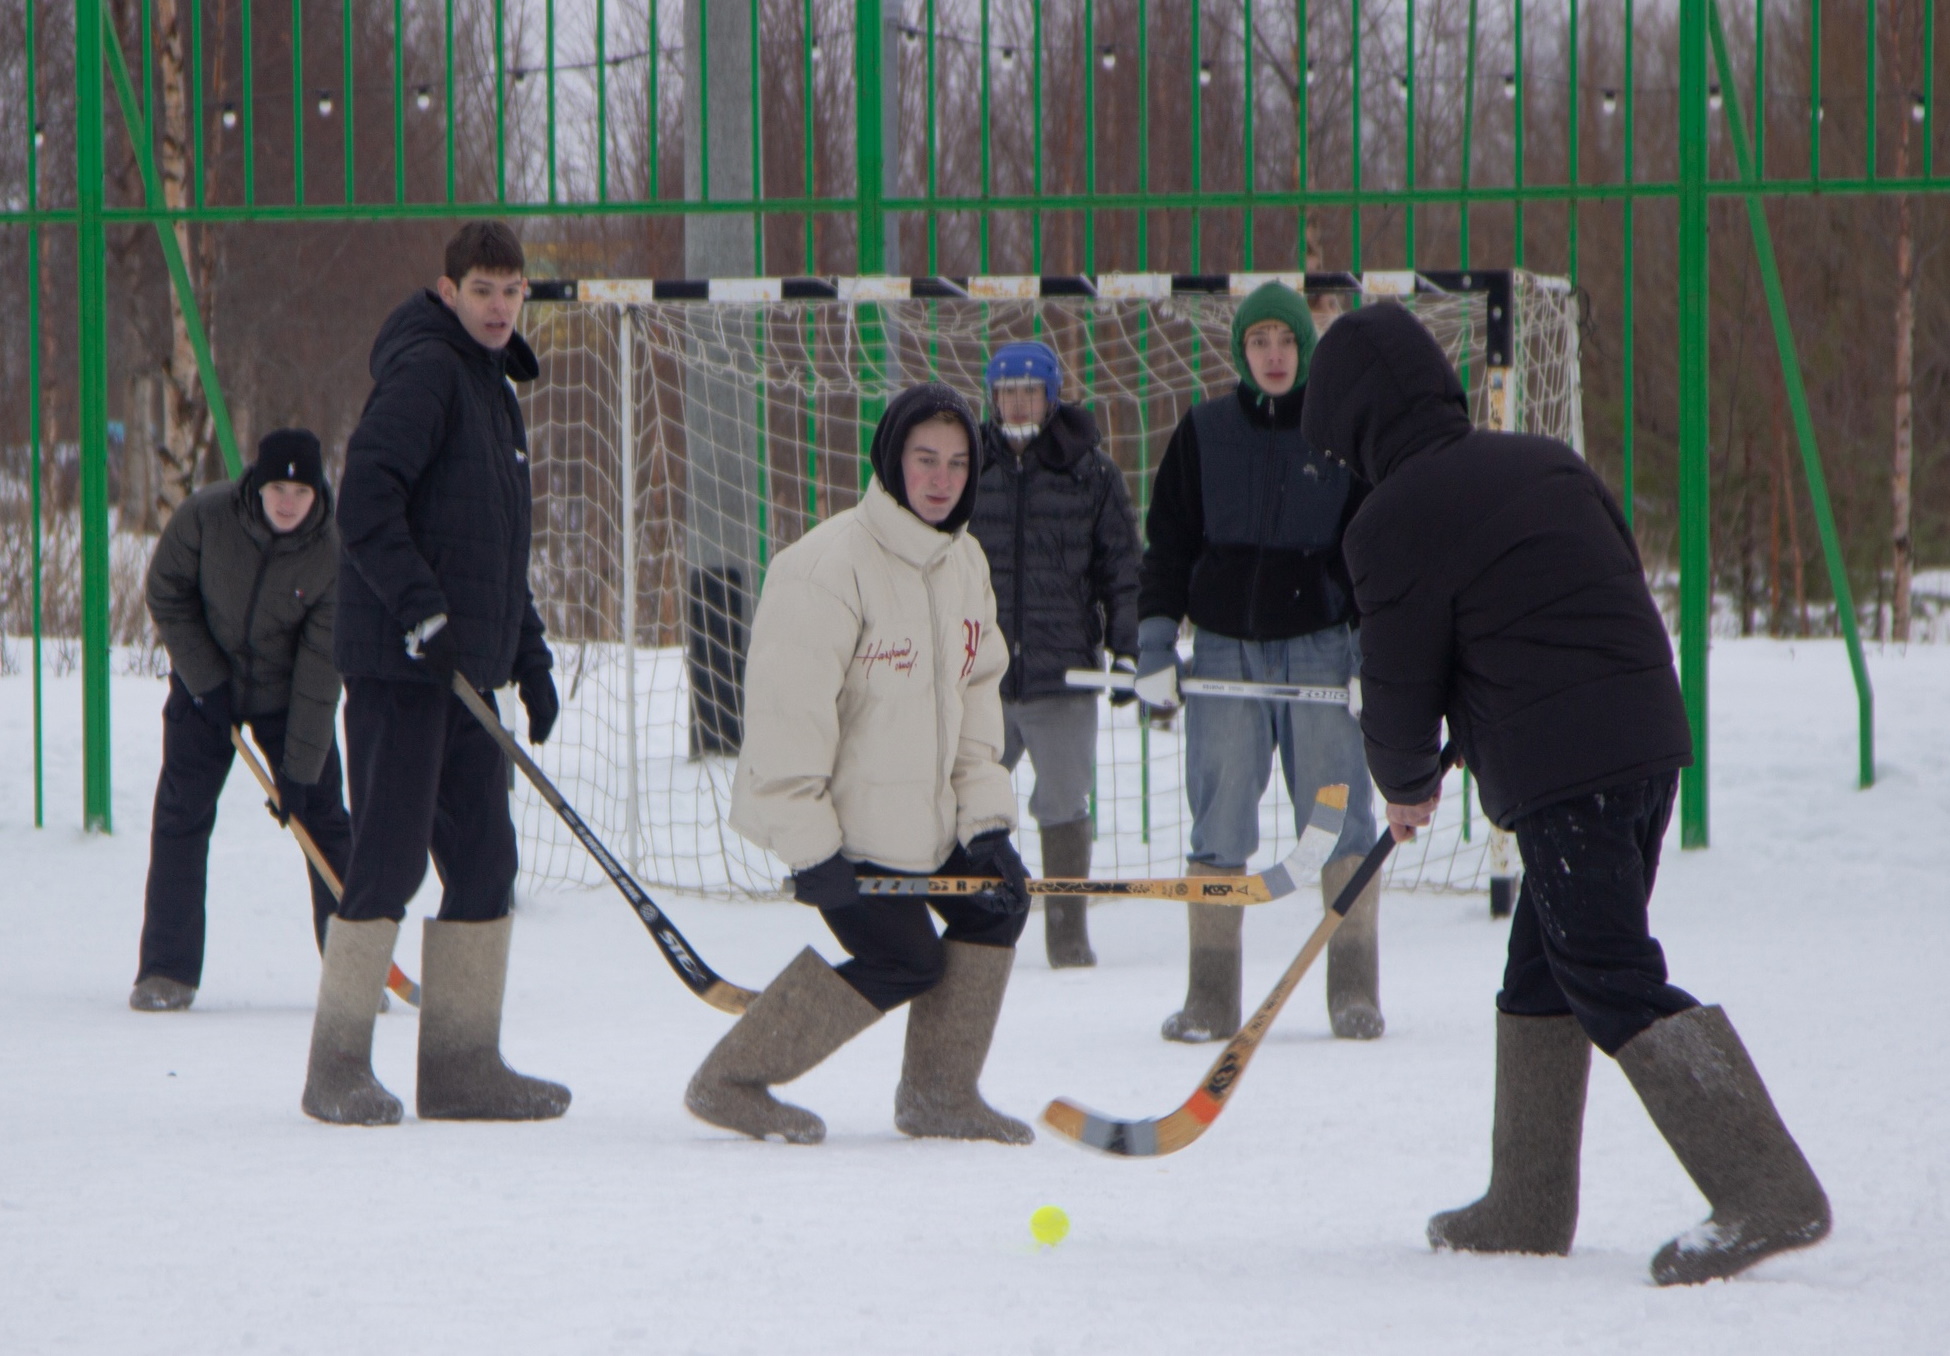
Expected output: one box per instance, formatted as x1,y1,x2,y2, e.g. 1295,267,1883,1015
1134,616,1184,711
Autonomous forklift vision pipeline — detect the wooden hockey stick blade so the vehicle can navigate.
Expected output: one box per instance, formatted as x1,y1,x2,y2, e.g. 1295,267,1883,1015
844,784,1349,905
229,727,422,1007
449,675,757,1015
1065,667,1352,707
1044,747,1458,1157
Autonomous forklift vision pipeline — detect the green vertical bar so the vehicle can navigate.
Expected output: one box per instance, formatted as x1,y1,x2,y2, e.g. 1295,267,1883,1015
1678,0,1709,847
1753,0,1764,179
294,0,305,204
1032,1,1044,270
494,0,505,202
393,0,405,204
545,0,556,203
1136,0,1147,266
1349,0,1360,270
1296,0,1308,265
1866,0,1876,180
141,0,152,131
242,0,255,202
444,0,455,202
1190,0,1201,269
1242,1,1254,266
1461,0,1477,265
192,0,204,208
342,0,354,204
1404,0,1415,265
803,0,814,267
855,0,882,270
1707,0,1873,789
1084,0,1096,270
1566,0,1577,282
926,0,938,271
1512,0,1524,266
596,0,607,202
751,0,763,270
699,1,711,203
1927,0,1937,180
1810,0,1821,183
27,0,44,827
1622,0,1636,525
79,0,113,832
647,0,658,200
979,0,991,270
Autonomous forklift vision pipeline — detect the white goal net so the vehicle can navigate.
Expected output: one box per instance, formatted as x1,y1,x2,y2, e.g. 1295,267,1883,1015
513,270,1582,899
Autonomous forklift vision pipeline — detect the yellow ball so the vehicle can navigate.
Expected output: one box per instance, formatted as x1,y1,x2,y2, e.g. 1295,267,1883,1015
1030,1205,1070,1247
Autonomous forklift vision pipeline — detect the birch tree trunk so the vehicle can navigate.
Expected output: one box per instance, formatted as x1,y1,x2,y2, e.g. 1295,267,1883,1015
152,0,218,525
1889,0,1919,642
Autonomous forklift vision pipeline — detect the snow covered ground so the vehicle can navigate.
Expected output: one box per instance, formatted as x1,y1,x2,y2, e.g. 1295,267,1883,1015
2,639,1945,1355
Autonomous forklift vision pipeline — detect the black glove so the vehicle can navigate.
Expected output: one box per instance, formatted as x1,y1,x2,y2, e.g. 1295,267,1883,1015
190,680,235,733
269,768,311,828
405,614,460,683
517,664,560,745
1108,655,1139,708
792,851,862,911
963,829,1031,917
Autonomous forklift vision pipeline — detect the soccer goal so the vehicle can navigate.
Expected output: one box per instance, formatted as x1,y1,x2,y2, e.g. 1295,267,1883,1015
512,270,1582,899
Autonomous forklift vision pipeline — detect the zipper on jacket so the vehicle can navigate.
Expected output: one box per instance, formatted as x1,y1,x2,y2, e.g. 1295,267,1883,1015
1009,452,1028,703
1243,421,1287,638
924,555,951,847
235,535,279,716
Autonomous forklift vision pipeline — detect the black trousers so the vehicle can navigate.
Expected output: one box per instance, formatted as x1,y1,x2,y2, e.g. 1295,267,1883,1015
139,674,348,987
338,677,517,924
1497,771,1700,1055
821,845,1028,1012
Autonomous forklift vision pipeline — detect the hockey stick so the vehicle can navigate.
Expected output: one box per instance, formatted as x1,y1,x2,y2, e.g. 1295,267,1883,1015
1066,667,1359,712
1042,746,1461,1158
831,785,1350,906
449,674,758,1015
229,727,421,1008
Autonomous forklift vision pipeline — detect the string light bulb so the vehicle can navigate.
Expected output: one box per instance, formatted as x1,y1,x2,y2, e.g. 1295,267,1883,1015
34,122,46,148
1000,46,1016,67
1100,45,1117,72
1199,61,1212,87
1602,88,1617,116
809,37,822,62
1708,84,1722,112
315,90,334,117
1305,59,1316,88
1913,92,1929,123
415,85,433,112
1502,72,1517,101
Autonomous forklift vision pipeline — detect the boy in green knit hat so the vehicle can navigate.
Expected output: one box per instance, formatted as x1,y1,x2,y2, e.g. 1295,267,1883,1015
1133,281,1382,1044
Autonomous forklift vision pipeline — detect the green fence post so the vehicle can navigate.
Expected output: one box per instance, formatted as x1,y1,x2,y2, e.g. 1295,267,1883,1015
78,0,112,832
1677,0,1710,847
1708,0,1874,788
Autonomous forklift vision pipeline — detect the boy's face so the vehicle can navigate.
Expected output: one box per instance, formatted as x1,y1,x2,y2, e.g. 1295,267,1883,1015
994,381,1048,431
436,267,526,350
1243,320,1300,395
259,480,316,534
900,417,972,525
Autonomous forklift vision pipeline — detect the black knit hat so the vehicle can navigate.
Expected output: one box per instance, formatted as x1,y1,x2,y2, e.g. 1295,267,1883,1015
251,428,326,492
866,382,983,533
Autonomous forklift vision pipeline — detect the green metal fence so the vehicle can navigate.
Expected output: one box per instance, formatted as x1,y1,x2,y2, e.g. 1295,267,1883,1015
7,0,1942,841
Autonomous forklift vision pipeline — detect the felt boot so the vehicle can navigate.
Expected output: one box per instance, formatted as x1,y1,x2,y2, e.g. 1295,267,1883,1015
895,941,1035,1144
1040,819,1097,969
1617,1005,1831,1285
1323,855,1385,1039
1161,865,1244,1043
129,975,196,1012
415,917,571,1121
685,947,881,1144
1428,1013,1592,1255
301,917,404,1126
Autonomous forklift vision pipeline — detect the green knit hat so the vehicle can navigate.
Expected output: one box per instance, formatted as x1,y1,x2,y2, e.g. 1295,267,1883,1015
1230,280,1318,396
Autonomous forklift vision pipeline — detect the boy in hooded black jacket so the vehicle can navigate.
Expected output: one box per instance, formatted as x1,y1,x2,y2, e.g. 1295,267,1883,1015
1307,301,1829,1286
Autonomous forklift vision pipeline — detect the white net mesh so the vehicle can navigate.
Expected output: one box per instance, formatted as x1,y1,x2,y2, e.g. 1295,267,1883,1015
515,272,1583,898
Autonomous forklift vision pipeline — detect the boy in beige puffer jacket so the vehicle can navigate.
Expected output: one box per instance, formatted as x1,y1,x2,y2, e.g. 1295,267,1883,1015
687,383,1037,1146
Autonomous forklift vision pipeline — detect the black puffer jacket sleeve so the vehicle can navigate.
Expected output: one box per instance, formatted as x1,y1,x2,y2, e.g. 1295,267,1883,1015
1343,511,1452,806
337,350,456,632
145,503,230,697
1136,411,1202,622
1092,459,1142,658
283,575,341,784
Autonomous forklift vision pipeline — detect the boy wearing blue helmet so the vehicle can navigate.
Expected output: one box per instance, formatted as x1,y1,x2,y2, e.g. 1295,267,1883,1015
968,341,1142,968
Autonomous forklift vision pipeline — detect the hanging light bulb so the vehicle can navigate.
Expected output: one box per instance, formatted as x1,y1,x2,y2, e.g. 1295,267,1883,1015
1100,44,1117,72
1913,92,1929,123
34,122,46,148
1502,72,1517,101
1305,58,1316,88
1815,99,1825,123
316,90,334,117
1396,73,1410,102
902,25,918,45
1601,88,1617,116
219,102,238,129
1000,46,1016,67
809,36,821,62
1708,83,1722,112
415,85,433,112
1198,61,1212,87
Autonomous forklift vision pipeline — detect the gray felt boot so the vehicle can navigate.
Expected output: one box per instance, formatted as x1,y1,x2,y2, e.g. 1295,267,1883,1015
129,975,197,1011
415,917,571,1121
301,918,404,1126
1161,866,1244,1043
685,947,881,1144
1617,1004,1831,1285
895,941,1035,1144
1428,1013,1592,1255
1323,855,1384,1039
1040,819,1097,969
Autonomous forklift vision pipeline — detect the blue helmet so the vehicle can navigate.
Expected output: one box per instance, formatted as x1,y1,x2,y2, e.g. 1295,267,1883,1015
985,341,1062,408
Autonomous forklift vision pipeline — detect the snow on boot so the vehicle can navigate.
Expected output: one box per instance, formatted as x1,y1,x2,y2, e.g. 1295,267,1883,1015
1428,1012,1592,1255
685,947,881,1144
1161,866,1244,1043
895,941,1035,1144
301,917,404,1126
1323,854,1384,1039
1617,1004,1831,1286
415,917,570,1121
129,975,196,1012
1040,819,1097,969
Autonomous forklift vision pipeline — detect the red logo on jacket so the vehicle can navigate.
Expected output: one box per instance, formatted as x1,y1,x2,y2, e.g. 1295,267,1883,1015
960,620,981,680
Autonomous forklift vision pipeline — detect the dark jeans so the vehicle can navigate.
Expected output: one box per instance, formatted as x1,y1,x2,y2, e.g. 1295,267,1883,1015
1497,771,1700,1055
139,674,348,988
821,845,1028,1012
338,677,517,924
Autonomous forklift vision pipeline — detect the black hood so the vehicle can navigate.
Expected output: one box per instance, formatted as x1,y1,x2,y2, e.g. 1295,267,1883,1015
868,381,984,533
1301,303,1471,485
369,289,541,385
984,400,1101,473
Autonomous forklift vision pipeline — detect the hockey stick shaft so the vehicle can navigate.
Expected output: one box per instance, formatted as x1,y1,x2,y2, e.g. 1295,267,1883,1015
449,674,756,1015
228,727,420,1007
850,875,1278,904
1066,668,1352,707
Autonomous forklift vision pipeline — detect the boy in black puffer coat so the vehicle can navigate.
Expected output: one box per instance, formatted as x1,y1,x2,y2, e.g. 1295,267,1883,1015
968,341,1141,968
1309,301,1828,1287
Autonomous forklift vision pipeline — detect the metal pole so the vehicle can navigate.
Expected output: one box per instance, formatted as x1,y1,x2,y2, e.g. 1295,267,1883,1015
79,0,112,831
1677,0,1710,847
27,0,43,828
619,308,642,872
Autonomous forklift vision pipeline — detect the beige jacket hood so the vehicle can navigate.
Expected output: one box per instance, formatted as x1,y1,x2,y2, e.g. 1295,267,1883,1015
730,477,1017,873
